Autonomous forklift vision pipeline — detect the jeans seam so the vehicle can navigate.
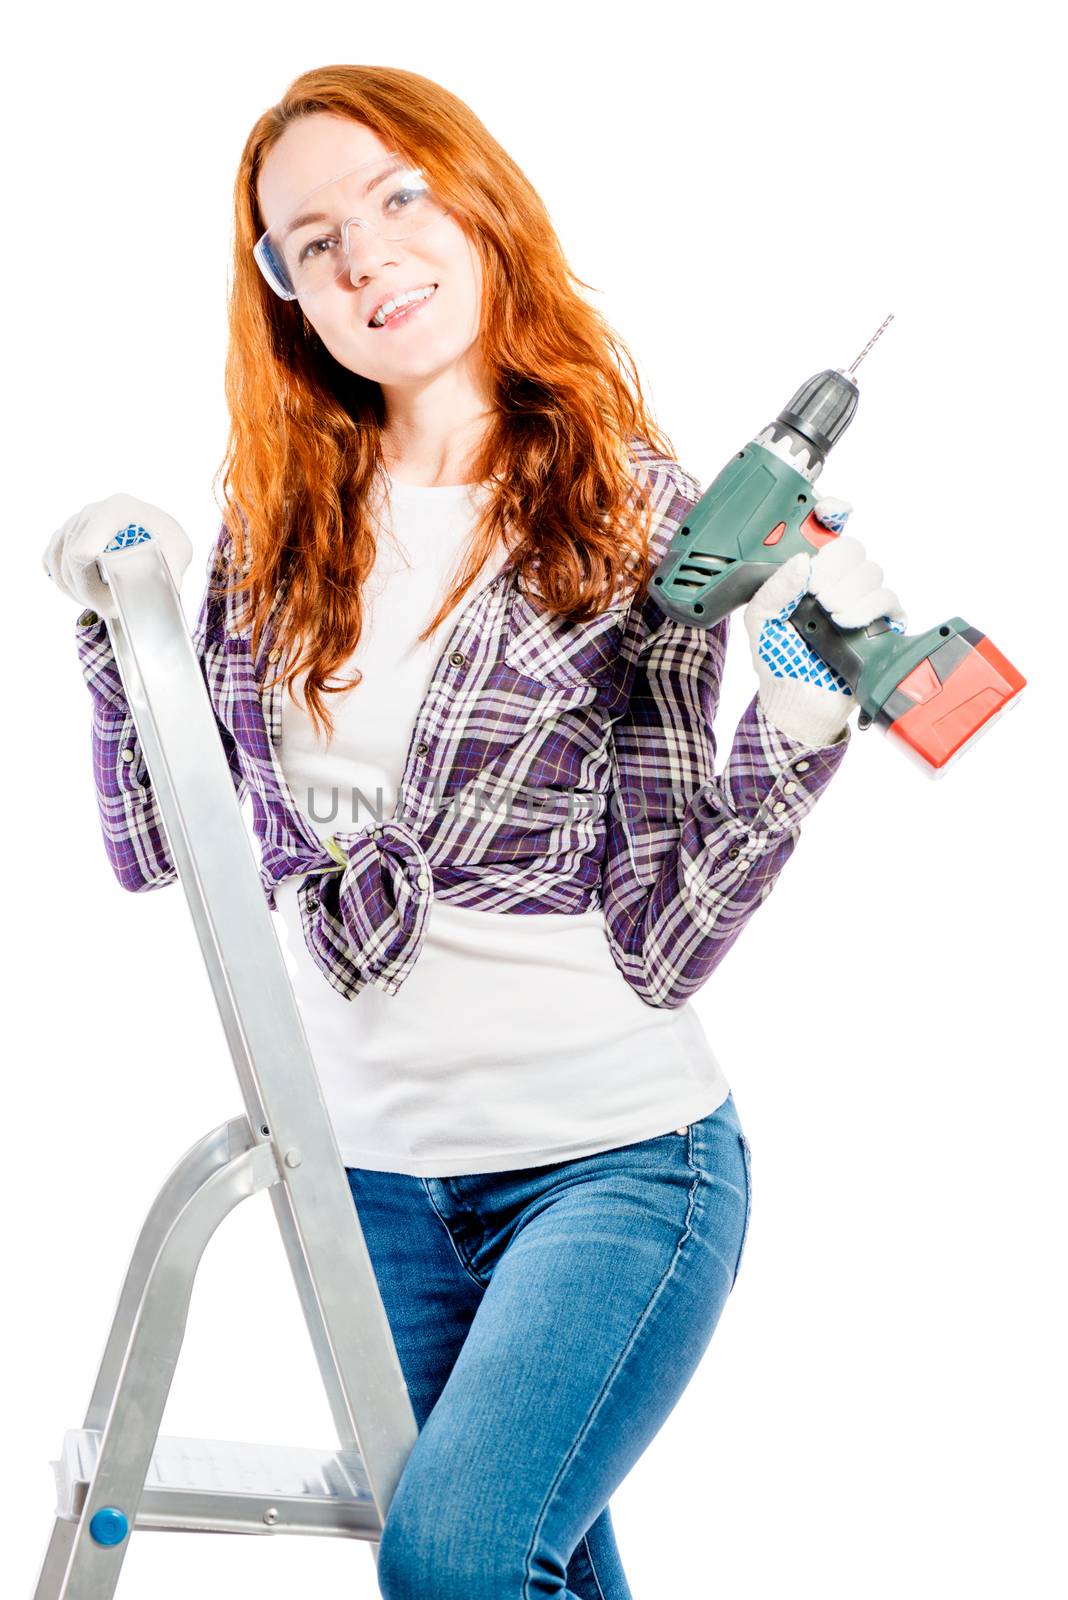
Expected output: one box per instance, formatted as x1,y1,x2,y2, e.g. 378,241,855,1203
579,1531,609,1600
688,1115,749,1292
419,1177,490,1290
521,1156,703,1599
732,1133,752,1291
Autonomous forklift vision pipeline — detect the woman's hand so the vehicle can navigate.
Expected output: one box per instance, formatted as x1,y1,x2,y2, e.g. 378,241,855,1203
743,497,908,748
43,492,193,621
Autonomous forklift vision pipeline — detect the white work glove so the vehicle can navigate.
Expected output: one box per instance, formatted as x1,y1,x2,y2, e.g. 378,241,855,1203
42,492,193,621
744,497,908,747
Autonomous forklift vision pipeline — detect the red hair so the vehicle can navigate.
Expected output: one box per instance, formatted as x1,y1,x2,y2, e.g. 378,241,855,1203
215,63,679,742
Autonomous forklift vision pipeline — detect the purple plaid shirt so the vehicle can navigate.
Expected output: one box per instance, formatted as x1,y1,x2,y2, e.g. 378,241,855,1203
74,440,850,1009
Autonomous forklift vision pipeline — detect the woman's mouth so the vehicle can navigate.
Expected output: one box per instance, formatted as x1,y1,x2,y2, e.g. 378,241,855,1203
367,283,438,331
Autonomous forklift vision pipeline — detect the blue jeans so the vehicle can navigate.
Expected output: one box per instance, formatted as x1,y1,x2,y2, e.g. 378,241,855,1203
345,1090,752,1600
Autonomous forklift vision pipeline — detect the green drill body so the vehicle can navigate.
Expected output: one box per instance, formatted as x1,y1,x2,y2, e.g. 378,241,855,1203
650,439,985,752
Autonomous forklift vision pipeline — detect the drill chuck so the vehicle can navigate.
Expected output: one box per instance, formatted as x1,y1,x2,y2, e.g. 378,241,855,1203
759,367,860,477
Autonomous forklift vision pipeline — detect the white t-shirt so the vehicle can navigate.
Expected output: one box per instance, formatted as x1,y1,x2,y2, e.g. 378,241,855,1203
272,473,730,1175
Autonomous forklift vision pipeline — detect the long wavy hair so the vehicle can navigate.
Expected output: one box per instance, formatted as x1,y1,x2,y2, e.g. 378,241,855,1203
215,63,678,743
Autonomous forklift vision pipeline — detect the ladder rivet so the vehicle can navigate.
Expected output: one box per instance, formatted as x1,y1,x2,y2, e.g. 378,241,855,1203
284,1148,303,1168
263,1507,279,1525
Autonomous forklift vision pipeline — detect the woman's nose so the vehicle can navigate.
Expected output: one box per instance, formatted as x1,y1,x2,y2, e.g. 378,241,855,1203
344,219,399,289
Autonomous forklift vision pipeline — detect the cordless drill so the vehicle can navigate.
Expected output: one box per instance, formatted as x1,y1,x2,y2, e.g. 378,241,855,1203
649,330,1026,775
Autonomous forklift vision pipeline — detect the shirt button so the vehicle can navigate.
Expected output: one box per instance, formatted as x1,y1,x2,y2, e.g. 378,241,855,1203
728,847,739,859
675,1126,688,1135
773,800,786,813
416,871,429,889
783,781,797,794
120,748,135,762
795,760,810,773
449,651,465,667
415,741,429,756
737,858,752,869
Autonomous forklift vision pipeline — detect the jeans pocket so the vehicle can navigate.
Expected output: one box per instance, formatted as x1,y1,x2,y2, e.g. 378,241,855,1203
731,1132,752,1291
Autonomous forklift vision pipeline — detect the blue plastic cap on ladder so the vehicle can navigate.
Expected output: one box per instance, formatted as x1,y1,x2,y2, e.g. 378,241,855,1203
89,1506,129,1545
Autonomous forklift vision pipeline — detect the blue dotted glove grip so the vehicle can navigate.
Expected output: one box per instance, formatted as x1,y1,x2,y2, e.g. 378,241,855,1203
758,580,907,694
103,522,154,553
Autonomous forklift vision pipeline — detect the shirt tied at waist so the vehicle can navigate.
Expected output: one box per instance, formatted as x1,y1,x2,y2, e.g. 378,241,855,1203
303,817,433,998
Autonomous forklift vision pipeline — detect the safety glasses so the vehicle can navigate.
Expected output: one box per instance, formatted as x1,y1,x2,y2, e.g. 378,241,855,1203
253,151,452,302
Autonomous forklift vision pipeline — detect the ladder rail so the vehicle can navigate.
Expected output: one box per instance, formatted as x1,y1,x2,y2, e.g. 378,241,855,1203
47,1142,279,1599
83,1118,253,1434
96,541,419,1486
34,540,417,1596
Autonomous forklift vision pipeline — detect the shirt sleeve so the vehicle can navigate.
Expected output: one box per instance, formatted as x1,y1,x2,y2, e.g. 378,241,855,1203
598,470,851,1008
73,525,247,893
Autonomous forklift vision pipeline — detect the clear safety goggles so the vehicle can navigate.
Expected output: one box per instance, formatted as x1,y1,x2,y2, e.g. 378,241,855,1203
253,151,452,302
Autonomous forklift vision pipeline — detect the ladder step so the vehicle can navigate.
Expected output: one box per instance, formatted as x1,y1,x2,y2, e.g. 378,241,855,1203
51,1429,381,1539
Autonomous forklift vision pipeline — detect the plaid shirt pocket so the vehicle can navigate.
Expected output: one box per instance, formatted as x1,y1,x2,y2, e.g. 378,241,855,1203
503,585,628,689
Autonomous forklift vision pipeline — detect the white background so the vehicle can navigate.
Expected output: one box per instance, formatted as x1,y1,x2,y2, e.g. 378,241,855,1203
8,2,1064,1596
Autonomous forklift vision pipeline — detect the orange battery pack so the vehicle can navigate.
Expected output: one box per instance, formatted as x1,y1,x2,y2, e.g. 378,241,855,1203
885,633,1026,774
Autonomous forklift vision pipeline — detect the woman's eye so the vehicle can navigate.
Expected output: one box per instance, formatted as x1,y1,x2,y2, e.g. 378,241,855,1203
384,186,421,213
298,236,338,263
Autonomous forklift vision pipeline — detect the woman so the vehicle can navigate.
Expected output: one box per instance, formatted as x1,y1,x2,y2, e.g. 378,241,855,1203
46,65,906,1600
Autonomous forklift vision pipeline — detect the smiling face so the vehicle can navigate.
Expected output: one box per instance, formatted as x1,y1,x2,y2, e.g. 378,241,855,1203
256,115,486,395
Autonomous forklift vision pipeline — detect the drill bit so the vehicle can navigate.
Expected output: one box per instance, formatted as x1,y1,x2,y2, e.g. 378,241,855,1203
847,313,895,376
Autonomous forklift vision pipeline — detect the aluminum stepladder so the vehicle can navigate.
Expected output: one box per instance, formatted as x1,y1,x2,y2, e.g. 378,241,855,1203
33,535,420,1598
